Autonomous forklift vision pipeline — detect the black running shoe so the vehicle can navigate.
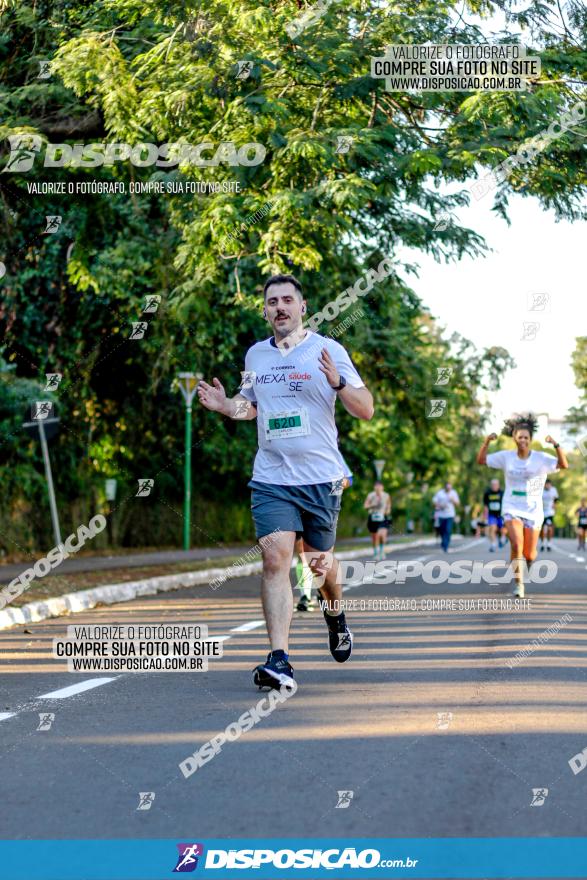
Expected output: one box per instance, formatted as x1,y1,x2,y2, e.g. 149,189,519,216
297,594,316,612
323,610,353,663
253,652,295,691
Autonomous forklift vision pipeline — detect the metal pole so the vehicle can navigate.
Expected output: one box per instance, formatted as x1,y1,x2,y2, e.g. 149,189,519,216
38,417,62,546
183,404,192,550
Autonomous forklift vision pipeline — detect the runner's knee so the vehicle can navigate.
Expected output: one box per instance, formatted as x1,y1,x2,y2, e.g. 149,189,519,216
261,543,292,574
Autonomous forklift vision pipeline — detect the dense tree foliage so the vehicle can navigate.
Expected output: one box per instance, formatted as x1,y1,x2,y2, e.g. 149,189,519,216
0,0,584,552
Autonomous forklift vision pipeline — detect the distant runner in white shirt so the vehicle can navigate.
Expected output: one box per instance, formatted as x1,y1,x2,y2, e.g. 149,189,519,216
432,482,460,552
477,413,568,598
197,274,374,691
540,480,559,552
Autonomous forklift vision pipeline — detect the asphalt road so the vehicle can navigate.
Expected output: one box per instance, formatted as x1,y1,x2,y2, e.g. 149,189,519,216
0,536,372,584
1,537,586,856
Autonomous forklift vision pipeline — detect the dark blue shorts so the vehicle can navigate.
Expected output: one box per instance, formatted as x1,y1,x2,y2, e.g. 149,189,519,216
487,514,504,528
249,480,341,551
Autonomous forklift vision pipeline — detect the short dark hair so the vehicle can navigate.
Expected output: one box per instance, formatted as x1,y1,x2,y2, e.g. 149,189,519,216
263,274,303,299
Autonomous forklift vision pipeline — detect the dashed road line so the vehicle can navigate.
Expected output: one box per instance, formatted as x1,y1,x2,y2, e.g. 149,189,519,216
37,678,118,700
230,620,265,632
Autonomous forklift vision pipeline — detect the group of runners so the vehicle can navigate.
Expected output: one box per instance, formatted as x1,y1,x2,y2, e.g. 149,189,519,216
197,273,578,691
473,478,587,554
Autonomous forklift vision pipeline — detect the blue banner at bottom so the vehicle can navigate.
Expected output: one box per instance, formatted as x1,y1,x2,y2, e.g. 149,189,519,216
1,838,586,879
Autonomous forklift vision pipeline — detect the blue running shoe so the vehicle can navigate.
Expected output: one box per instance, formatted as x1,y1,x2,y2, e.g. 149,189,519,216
253,651,295,691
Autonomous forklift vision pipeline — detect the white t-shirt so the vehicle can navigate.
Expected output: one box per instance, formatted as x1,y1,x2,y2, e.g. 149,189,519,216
433,488,460,518
542,486,559,517
486,450,558,525
240,331,365,486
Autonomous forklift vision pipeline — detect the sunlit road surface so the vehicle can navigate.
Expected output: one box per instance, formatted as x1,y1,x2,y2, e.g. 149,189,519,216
1,537,586,843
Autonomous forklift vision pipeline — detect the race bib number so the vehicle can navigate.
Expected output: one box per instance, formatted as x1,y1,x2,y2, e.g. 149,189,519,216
371,512,385,521
264,408,310,440
489,502,501,511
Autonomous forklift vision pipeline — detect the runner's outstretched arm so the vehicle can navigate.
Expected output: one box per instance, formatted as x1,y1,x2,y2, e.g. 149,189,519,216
196,378,257,420
545,434,569,469
476,433,497,465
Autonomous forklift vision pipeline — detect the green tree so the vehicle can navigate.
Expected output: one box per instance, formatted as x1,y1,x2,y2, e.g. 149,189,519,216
0,0,584,549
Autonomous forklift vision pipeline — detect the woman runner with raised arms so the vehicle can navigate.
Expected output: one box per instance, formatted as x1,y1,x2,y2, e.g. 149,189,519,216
477,413,568,598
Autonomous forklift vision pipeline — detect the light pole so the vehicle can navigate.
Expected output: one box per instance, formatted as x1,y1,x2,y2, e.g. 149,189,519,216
405,470,414,534
23,402,61,548
105,479,117,545
177,372,201,550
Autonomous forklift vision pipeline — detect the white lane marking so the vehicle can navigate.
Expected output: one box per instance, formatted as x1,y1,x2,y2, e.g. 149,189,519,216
551,545,580,560
230,620,265,632
37,678,117,700
448,538,485,553
0,619,266,723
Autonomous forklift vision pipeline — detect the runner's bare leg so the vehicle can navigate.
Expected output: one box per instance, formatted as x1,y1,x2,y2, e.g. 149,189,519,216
260,531,296,652
303,542,341,612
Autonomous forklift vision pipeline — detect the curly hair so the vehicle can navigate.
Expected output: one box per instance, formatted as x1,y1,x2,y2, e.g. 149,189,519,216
502,412,539,438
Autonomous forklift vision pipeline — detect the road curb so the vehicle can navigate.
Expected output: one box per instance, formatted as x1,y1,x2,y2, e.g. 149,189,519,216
0,537,447,631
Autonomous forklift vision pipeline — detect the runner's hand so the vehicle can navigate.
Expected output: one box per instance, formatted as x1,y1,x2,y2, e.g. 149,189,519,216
545,434,556,445
196,378,227,412
486,433,498,442
319,347,340,387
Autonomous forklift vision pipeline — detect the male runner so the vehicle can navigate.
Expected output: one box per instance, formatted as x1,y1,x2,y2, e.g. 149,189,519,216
197,274,374,690
540,479,559,551
363,481,392,560
483,478,504,551
432,481,460,552
576,499,587,551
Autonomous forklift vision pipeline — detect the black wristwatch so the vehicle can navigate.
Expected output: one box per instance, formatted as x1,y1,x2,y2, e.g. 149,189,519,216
332,375,347,392
553,443,560,449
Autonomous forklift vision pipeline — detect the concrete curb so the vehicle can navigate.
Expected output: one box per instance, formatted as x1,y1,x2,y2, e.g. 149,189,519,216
0,537,449,631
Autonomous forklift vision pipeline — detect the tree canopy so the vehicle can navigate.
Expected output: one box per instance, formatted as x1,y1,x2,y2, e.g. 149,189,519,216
0,0,584,551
